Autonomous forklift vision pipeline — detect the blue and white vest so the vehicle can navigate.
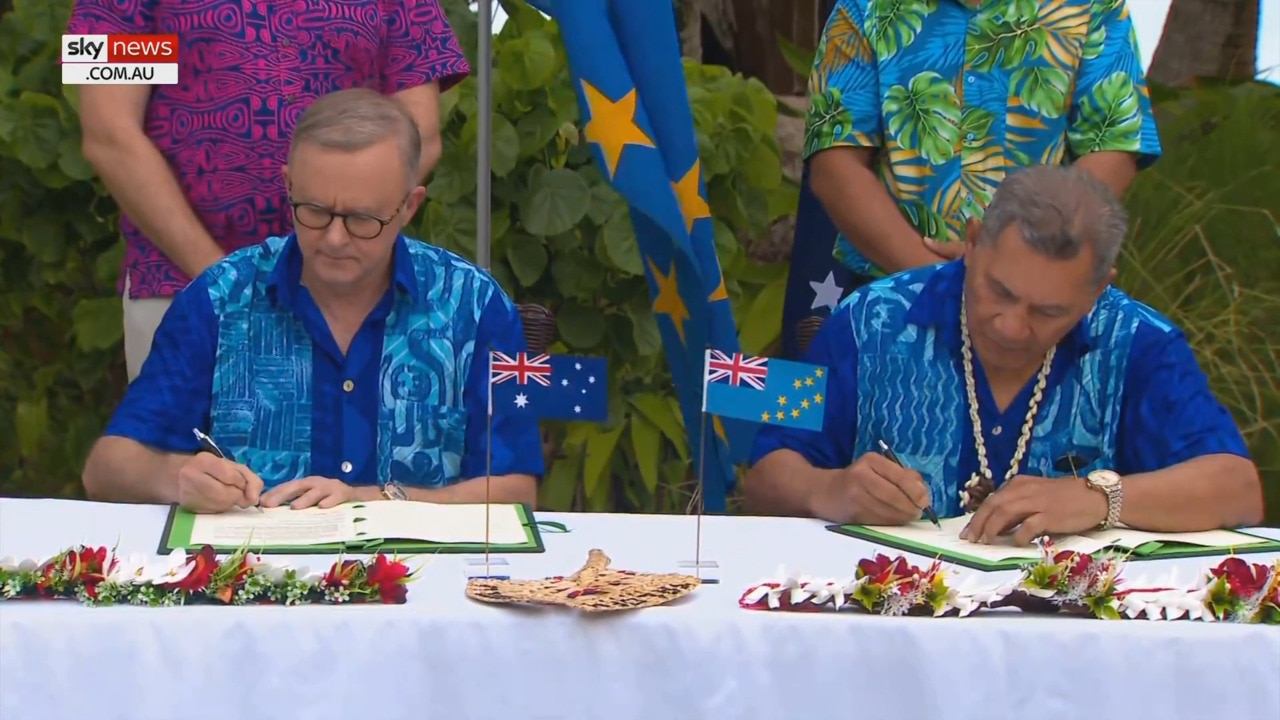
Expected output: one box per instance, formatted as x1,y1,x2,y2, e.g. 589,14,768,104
202,236,500,487
844,266,1173,517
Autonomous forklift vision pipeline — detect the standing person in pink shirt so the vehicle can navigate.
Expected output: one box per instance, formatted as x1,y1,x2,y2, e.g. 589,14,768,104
67,0,470,380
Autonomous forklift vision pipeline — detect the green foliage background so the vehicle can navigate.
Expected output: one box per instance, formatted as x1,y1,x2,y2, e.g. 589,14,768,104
1,0,1277,521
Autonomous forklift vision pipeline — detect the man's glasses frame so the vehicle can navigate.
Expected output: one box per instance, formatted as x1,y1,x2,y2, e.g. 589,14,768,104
287,189,411,240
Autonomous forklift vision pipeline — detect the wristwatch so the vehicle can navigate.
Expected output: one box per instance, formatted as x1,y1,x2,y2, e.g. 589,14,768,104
1085,470,1123,530
381,480,407,501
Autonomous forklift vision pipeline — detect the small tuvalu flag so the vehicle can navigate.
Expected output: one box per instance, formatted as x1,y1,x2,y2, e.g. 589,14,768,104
702,349,829,432
488,351,609,422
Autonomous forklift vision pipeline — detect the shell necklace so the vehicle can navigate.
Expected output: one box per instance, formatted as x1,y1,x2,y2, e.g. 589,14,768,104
958,294,1054,513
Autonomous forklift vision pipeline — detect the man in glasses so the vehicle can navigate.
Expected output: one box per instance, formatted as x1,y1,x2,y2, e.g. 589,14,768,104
80,89,543,513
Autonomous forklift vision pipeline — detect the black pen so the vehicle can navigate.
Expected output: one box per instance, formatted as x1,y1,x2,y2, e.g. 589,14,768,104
192,428,262,512
876,439,941,529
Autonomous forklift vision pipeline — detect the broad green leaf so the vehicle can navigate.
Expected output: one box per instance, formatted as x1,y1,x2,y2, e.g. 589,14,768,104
426,147,478,205
497,32,558,91
739,276,787,355
489,113,521,177
71,296,123,351
506,233,548,286
520,165,590,236
557,301,606,349
582,423,624,502
21,213,64,262
629,412,662,493
740,140,782,190
550,249,604,299
516,106,562,158
10,92,63,169
625,295,662,357
15,396,49,459
601,209,642,275
585,179,625,226
775,32,815,80
423,200,478,257
629,393,688,460
57,134,95,181
540,445,582,511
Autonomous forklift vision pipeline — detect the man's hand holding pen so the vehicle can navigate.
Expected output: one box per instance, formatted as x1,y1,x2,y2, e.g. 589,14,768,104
811,452,932,526
176,451,266,514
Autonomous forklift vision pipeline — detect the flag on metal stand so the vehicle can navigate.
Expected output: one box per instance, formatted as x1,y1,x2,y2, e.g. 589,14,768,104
531,0,752,512
702,350,828,433
488,351,609,422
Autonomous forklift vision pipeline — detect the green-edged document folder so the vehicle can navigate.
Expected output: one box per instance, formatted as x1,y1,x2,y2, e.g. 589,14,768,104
827,516,1280,572
159,501,546,555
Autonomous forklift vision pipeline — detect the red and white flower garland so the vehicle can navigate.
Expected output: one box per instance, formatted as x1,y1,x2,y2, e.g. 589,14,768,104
0,544,418,606
739,538,1280,624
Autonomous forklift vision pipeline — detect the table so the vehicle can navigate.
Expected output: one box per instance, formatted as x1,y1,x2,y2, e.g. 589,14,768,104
1,498,1277,720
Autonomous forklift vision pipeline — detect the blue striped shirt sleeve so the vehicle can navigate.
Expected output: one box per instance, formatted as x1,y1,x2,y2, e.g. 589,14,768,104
104,276,217,454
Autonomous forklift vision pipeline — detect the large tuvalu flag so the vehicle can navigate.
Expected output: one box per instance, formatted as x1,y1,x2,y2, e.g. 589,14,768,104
526,0,754,511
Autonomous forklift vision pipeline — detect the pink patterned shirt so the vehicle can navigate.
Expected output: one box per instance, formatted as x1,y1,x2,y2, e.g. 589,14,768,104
67,0,470,299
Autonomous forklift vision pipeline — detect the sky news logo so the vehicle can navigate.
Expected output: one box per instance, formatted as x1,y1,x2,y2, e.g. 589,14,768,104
61,34,179,85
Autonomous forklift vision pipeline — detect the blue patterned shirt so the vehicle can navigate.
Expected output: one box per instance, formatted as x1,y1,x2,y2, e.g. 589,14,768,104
805,0,1163,276
105,234,545,488
750,261,1248,510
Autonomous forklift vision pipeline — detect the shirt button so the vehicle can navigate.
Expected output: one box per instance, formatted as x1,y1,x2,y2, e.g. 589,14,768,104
992,426,1003,436
281,39,291,47
341,461,353,474
343,379,354,392
966,75,976,84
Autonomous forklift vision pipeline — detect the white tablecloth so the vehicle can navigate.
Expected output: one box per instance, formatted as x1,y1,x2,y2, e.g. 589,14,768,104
1,498,1277,720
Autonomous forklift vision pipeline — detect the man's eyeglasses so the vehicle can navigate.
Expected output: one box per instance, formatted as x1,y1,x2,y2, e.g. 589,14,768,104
288,191,410,240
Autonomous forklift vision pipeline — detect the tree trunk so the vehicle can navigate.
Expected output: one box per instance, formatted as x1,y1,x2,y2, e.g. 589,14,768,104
1147,0,1260,87
727,0,825,94
677,0,703,60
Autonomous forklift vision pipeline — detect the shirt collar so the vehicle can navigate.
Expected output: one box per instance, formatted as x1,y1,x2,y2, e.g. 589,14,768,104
266,233,420,308
904,259,1094,357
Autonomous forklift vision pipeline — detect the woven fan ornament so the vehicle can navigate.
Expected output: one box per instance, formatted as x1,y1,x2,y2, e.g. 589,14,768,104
466,549,701,612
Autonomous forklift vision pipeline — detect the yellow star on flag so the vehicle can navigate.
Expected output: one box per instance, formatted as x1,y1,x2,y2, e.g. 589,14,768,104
646,258,689,344
671,159,711,234
708,274,729,302
581,80,655,180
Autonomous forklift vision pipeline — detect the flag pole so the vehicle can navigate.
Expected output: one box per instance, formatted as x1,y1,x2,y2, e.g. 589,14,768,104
475,0,493,271
463,0,509,582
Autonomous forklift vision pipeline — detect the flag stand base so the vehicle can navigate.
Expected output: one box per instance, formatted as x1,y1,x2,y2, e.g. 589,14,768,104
677,559,720,584
463,556,511,580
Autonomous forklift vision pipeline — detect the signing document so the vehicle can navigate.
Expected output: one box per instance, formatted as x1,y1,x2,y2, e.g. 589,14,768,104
187,501,528,547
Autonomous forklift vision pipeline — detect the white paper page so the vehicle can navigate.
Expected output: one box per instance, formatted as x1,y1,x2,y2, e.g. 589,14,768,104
354,501,527,545
188,506,355,546
1088,527,1272,549
863,516,1110,563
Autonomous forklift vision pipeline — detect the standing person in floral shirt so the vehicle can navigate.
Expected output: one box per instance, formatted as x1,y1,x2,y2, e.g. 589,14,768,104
804,0,1162,279
68,0,470,380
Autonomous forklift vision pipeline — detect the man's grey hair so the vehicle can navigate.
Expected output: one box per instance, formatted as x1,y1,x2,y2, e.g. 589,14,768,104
977,165,1129,283
289,88,421,188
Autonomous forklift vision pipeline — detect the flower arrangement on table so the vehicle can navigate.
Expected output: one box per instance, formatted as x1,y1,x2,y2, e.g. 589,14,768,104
738,538,1280,624
0,544,418,607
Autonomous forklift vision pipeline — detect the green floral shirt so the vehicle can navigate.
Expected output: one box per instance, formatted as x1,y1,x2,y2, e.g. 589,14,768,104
805,0,1162,276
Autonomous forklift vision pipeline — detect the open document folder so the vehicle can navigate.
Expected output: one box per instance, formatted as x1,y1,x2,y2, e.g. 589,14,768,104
828,515,1280,571
159,501,546,555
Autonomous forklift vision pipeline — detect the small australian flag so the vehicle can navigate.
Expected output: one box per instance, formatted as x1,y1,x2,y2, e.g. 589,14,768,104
488,352,609,422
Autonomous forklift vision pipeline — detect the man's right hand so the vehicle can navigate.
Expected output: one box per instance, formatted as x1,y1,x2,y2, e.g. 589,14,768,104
176,452,265,513
815,452,932,525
